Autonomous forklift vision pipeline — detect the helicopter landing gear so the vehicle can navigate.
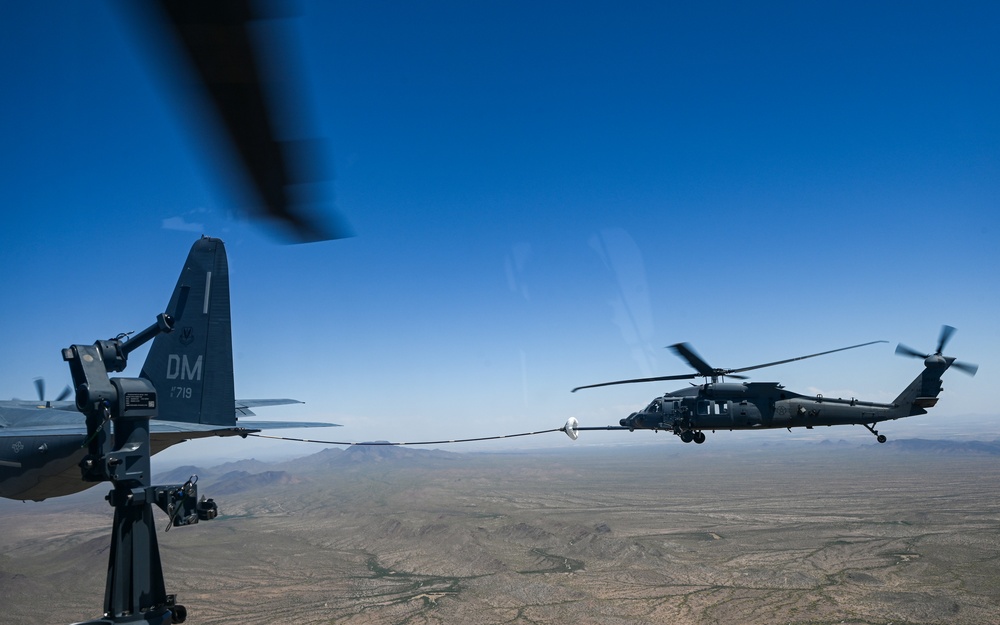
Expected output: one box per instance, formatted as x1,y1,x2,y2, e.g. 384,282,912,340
678,430,706,444
862,423,887,444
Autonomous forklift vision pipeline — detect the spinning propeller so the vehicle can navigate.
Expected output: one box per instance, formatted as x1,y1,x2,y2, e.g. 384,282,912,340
33,377,72,408
127,0,351,242
571,340,887,392
895,325,979,376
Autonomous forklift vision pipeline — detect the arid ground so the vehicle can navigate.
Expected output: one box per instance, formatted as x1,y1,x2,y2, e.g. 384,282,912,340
2,440,999,624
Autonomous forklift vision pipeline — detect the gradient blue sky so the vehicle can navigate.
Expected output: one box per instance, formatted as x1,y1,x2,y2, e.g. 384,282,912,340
2,1,997,462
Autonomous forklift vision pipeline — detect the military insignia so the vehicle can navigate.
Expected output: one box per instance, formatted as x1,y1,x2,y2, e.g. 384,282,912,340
179,326,195,346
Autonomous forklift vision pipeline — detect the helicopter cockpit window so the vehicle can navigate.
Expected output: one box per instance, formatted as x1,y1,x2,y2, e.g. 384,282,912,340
645,400,661,413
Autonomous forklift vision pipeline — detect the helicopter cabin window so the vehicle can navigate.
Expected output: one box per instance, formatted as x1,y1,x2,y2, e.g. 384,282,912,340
717,401,729,414
697,400,712,415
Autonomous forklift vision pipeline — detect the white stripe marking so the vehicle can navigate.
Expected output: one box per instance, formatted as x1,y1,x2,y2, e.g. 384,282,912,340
203,272,212,314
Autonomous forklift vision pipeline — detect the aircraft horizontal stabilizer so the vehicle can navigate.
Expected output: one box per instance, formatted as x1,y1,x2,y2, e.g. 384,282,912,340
235,398,305,417
238,420,340,430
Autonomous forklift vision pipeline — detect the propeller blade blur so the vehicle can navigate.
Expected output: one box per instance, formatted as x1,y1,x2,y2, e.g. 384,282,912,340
951,360,979,376
669,343,714,377
127,0,351,243
895,343,929,359
936,324,956,355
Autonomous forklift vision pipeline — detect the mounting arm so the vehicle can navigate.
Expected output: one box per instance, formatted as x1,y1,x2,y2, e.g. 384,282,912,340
62,313,216,625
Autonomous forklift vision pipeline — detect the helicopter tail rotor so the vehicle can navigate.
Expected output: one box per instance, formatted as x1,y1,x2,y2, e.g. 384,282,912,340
936,325,956,355
895,325,978,376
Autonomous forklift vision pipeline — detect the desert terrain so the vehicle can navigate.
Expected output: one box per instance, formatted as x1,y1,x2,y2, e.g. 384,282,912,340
2,440,999,624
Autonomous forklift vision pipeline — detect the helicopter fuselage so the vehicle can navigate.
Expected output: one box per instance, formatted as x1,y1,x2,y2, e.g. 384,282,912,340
621,382,904,442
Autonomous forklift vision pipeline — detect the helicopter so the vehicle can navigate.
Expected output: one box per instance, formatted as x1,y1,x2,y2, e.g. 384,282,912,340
570,328,978,445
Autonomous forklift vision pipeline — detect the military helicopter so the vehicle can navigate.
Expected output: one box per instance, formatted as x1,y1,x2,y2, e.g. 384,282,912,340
570,328,977,445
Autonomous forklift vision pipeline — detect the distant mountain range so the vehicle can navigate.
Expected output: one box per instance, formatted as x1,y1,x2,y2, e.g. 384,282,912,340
155,438,1000,491
159,444,463,487
883,438,1000,455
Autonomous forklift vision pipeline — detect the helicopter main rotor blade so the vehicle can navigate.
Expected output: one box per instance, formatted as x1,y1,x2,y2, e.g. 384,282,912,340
571,372,699,393
669,343,715,377
727,340,888,375
573,340,884,393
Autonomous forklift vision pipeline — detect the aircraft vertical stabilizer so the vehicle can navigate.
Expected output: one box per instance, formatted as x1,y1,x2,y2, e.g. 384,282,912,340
891,326,978,418
890,372,937,417
140,236,236,426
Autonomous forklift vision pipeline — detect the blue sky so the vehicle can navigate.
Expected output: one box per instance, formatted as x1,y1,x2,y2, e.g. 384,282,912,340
1,1,998,462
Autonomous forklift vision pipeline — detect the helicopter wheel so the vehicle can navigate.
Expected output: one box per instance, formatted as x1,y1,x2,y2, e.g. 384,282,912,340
877,434,887,444
679,430,694,443
693,431,706,444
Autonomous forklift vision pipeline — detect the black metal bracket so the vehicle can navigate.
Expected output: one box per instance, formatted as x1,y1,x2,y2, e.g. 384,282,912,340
64,314,216,624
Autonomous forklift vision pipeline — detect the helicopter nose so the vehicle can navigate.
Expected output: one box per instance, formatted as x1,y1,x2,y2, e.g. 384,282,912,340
620,412,637,427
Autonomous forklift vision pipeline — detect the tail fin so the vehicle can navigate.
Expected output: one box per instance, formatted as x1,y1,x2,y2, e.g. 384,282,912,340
890,358,951,417
140,236,236,426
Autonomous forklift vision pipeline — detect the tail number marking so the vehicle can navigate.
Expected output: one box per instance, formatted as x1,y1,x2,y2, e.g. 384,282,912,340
170,386,193,399
166,354,203,381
